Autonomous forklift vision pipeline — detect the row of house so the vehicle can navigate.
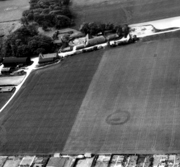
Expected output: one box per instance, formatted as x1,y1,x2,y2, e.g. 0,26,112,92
0,154,179,167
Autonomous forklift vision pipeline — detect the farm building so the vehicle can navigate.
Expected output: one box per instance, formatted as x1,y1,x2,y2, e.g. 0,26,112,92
38,53,59,64
2,57,31,67
105,33,119,41
86,36,106,47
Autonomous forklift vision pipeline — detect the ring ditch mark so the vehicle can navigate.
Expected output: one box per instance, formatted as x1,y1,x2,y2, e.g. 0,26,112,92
106,110,130,125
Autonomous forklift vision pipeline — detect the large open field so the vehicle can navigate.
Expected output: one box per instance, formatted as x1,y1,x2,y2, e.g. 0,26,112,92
1,34,180,154
63,37,180,154
0,51,103,154
72,0,180,28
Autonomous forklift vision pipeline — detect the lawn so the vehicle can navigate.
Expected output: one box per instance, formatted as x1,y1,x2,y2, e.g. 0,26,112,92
0,51,103,154
63,37,180,154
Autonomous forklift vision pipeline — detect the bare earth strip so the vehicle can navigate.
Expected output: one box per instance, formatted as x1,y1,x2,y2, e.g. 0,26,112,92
64,38,180,154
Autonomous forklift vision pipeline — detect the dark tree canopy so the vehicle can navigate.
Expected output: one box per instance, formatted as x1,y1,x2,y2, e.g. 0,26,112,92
21,0,74,29
79,22,130,37
1,25,54,58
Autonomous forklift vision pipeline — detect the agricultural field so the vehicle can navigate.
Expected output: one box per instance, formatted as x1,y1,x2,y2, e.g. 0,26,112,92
0,51,103,154
63,37,180,154
0,0,29,22
0,92,14,111
72,0,180,28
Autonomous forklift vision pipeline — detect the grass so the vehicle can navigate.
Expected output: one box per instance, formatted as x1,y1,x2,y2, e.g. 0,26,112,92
0,50,103,154
63,37,180,154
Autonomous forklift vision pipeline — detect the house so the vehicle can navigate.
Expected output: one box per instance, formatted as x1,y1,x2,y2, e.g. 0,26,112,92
86,36,106,47
38,53,59,64
2,57,31,67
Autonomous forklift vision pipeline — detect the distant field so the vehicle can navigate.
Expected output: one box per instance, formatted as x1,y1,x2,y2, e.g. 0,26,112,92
64,38,180,154
0,51,103,154
72,0,180,28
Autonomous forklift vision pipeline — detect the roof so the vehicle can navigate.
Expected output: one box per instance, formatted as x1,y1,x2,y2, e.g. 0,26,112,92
86,36,106,47
105,33,119,41
1,67,11,71
39,53,58,59
19,156,35,166
95,155,111,167
70,32,85,40
3,157,21,167
33,156,49,166
46,157,68,167
0,156,7,167
3,57,30,67
76,158,94,167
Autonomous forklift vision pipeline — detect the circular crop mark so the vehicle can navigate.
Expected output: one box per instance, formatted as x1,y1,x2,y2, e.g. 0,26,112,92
106,110,130,125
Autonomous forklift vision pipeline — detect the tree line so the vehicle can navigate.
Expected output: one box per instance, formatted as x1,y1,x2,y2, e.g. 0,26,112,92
21,0,74,30
79,22,130,37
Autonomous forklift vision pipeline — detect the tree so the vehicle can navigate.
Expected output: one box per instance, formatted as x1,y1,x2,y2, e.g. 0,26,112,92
2,25,54,58
115,25,123,37
79,22,89,34
122,24,130,37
